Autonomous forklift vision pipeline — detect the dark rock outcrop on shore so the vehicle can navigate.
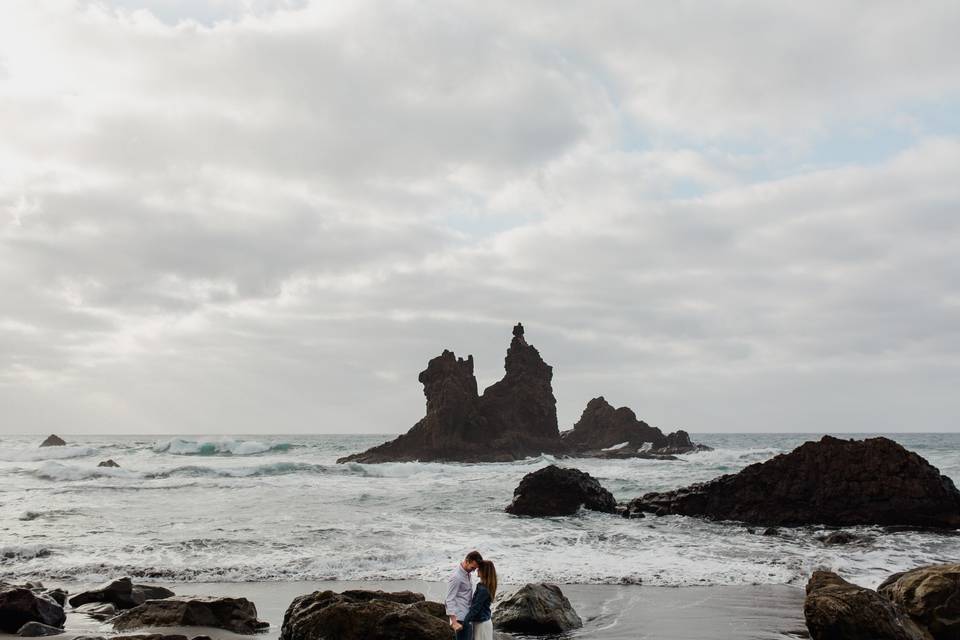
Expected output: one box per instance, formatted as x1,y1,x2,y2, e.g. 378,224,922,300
338,323,565,463
280,589,451,640
562,397,710,456
74,602,118,620
0,588,66,633
16,622,65,637
878,564,960,639
39,435,66,447
506,465,617,517
98,459,120,468
804,571,928,640
111,596,267,634
493,583,583,634
69,577,173,610
623,436,960,527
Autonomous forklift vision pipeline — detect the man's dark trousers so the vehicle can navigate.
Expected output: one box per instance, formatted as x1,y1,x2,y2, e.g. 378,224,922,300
455,621,471,640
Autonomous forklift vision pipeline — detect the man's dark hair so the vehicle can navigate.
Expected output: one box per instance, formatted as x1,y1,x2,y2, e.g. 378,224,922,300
465,550,483,564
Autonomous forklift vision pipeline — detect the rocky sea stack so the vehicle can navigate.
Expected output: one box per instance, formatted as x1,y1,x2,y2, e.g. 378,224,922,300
338,323,564,463
562,396,710,456
338,323,708,463
625,435,960,527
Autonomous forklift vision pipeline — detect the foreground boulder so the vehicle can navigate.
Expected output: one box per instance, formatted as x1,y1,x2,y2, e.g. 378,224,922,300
804,571,928,640
74,602,118,620
39,435,66,447
338,323,565,463
879,564,960,639
493,583,582,634
625,436,960,527
506,465,616,516
69,577,173,610
562,397,710,456
111,596,267,634
16,622,64,636
0,588,66,633
280,590,450,640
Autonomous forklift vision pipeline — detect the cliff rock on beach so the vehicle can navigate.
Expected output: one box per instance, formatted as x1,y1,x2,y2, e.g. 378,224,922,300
562,396,710,456
805,564,960,640
624,435,960,527
280,589,451,640
338,323,565,463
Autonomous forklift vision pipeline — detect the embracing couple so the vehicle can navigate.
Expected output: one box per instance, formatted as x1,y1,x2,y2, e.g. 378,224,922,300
444,550,497,640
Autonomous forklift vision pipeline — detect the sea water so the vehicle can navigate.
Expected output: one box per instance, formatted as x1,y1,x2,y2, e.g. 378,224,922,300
1,433,958,590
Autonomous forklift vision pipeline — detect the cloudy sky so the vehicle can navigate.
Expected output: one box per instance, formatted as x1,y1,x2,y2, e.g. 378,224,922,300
1,0,958,436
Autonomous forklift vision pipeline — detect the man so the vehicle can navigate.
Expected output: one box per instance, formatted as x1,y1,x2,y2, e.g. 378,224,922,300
445,550,483,640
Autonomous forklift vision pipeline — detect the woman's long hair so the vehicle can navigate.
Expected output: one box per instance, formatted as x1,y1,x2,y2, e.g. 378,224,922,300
477,560,497,600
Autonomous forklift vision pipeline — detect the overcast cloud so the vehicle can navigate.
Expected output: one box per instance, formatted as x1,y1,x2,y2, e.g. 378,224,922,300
1,0,959,435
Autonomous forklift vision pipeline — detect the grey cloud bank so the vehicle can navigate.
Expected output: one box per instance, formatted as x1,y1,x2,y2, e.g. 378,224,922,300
1,0,958,435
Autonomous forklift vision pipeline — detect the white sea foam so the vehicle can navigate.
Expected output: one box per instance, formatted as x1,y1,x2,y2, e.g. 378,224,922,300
2,433,958,589
153,437,291,456
0,445,97,462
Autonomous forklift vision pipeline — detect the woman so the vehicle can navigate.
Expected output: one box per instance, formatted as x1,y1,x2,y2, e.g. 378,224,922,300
455,560,496,640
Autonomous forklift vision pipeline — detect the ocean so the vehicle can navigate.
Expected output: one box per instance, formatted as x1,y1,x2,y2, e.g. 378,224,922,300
2,433,959,592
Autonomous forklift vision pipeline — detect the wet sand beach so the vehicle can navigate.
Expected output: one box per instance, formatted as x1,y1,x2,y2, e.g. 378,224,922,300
1,580,807,640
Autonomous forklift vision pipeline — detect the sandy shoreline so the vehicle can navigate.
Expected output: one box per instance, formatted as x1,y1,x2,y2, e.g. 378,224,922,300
1,580,808,640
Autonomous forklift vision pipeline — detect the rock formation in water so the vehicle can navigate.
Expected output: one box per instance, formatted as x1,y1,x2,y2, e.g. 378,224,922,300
623,436,960,527
505,465,617,517
39,435,65,447
280,589,451,640
338,323,565,463
561,396,710,456
98,459,120,468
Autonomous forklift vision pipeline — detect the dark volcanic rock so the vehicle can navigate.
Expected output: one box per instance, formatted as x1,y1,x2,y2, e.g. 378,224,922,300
804,571,928,640
625,436,960,527
98,459,120,468
818,531,872,546
0,588,66,633
506,465,616,516
39,435,66,447
562,397,710,455
111,596,267,634
492,583,583,634
878,564,960,639
338,323,564,463
280,589,450,640
74,602,118,620
16,622,65,637
69,577,138,610
132,585,175,603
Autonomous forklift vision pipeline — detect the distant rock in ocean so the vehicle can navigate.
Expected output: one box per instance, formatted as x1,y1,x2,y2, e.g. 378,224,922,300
97,459,120,468
338,323,709,464
506,465,617,517
39,435,65,448
562,396,711,456
338,323,565,463
624,436,960,528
